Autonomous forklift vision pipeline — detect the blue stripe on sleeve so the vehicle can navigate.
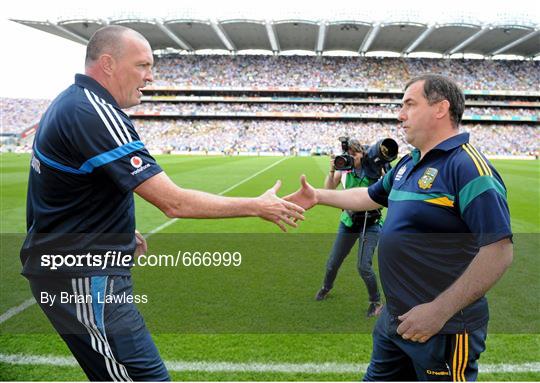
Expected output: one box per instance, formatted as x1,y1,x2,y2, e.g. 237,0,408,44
33,146,86,174
34,140,145,175
79,140,144,173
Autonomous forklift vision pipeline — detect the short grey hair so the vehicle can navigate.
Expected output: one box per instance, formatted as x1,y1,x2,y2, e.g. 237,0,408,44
85,25,147,66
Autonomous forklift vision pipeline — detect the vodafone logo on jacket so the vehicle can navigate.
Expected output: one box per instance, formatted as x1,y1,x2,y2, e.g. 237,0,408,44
130,156,143,169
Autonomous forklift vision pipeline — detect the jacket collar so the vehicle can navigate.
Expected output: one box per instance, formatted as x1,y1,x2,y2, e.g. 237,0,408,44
75,74,119,107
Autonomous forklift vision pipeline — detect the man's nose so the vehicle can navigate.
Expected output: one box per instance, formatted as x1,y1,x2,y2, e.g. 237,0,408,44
397,108,406,121
145,70,154,83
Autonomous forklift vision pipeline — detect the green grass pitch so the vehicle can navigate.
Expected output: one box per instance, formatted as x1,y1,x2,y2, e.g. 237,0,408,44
0,153,538,381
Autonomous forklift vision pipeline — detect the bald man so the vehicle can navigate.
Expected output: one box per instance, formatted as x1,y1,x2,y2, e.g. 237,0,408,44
21,26,304,381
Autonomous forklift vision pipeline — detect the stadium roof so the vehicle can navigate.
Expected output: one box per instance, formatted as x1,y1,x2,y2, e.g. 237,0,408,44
11,18,540,58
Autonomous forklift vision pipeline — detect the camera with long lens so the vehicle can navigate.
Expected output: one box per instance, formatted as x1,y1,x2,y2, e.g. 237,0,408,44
362,138,399,178
334,137,399,227
333,137,355,171
333,137,399,178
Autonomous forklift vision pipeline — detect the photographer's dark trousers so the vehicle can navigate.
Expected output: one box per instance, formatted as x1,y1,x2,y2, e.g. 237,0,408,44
323,221,381,302
28,275,170,381
363,307,487,381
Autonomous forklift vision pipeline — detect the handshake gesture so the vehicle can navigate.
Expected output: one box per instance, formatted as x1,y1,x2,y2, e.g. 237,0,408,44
136,170,376,233
255,175,318,231
257,175,321,231
283,175,318,211
259,174,378,231
255,180,306,231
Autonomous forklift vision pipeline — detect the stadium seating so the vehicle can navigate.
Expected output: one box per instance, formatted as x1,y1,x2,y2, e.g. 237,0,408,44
1,56,538,157
133,119,539,157
1,98,50,134
151,55,540,91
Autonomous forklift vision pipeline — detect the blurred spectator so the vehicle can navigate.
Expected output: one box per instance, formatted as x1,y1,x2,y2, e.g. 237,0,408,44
130,102,400,114
152,55,540,91
2,55,538,157
1,98,50,134
129,102,538,118
132,118,539,156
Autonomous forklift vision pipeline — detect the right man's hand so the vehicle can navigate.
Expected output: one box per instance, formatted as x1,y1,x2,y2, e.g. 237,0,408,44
283,175,318,211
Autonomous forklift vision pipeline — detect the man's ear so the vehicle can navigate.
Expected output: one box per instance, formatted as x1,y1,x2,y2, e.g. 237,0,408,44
435,99,450,121
98,54,115,76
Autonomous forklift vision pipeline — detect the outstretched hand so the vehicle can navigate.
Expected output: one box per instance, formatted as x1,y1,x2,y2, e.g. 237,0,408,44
283,175,318,211
257,180,305,232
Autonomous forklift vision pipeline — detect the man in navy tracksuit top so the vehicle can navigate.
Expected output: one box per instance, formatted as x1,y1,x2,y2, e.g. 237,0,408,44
21,25,304,381
286,74,513,381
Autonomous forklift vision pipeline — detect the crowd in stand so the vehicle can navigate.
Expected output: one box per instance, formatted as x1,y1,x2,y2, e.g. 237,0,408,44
2,55,538,157
133,119,403,154
465,106,538,118
130,102,400,114
1,98,50,134
130,102,538,118
152,55,540,91
463,124,539,156
132,118,539,156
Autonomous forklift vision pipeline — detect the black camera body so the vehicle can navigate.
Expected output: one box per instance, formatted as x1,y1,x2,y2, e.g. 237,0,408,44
333,137,355,171
333,137,398,228
347,209,382,226
333,136,398,178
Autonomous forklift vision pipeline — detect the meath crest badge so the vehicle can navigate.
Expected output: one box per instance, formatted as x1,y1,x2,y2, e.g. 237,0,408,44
418,167,438,189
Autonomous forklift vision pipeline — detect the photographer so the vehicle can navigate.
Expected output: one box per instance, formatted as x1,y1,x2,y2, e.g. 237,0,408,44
317,138,384,318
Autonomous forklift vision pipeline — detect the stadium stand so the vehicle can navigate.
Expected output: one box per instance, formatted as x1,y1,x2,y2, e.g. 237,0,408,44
1,57,538,157
129,102,539,119
128,119,538,157
1,98,50,134
150,56,540,91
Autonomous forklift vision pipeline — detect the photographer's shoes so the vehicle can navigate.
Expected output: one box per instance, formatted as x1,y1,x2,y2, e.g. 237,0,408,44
315,287,330,301
367,301,383,317
315,289,383,317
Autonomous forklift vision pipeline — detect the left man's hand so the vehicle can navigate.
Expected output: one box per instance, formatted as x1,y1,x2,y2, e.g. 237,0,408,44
396,302,449,343
135,229,147,257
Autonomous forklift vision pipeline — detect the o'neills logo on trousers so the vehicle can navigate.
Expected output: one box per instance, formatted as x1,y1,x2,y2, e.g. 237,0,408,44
426,369,450,376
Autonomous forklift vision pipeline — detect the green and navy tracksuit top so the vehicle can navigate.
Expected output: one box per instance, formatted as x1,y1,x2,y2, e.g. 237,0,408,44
368,132,512,333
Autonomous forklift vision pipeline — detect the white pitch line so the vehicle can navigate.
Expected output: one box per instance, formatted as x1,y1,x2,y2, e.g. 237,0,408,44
1,353,539,374
145,156,288,237
0,298,35,325
0,156,289,324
